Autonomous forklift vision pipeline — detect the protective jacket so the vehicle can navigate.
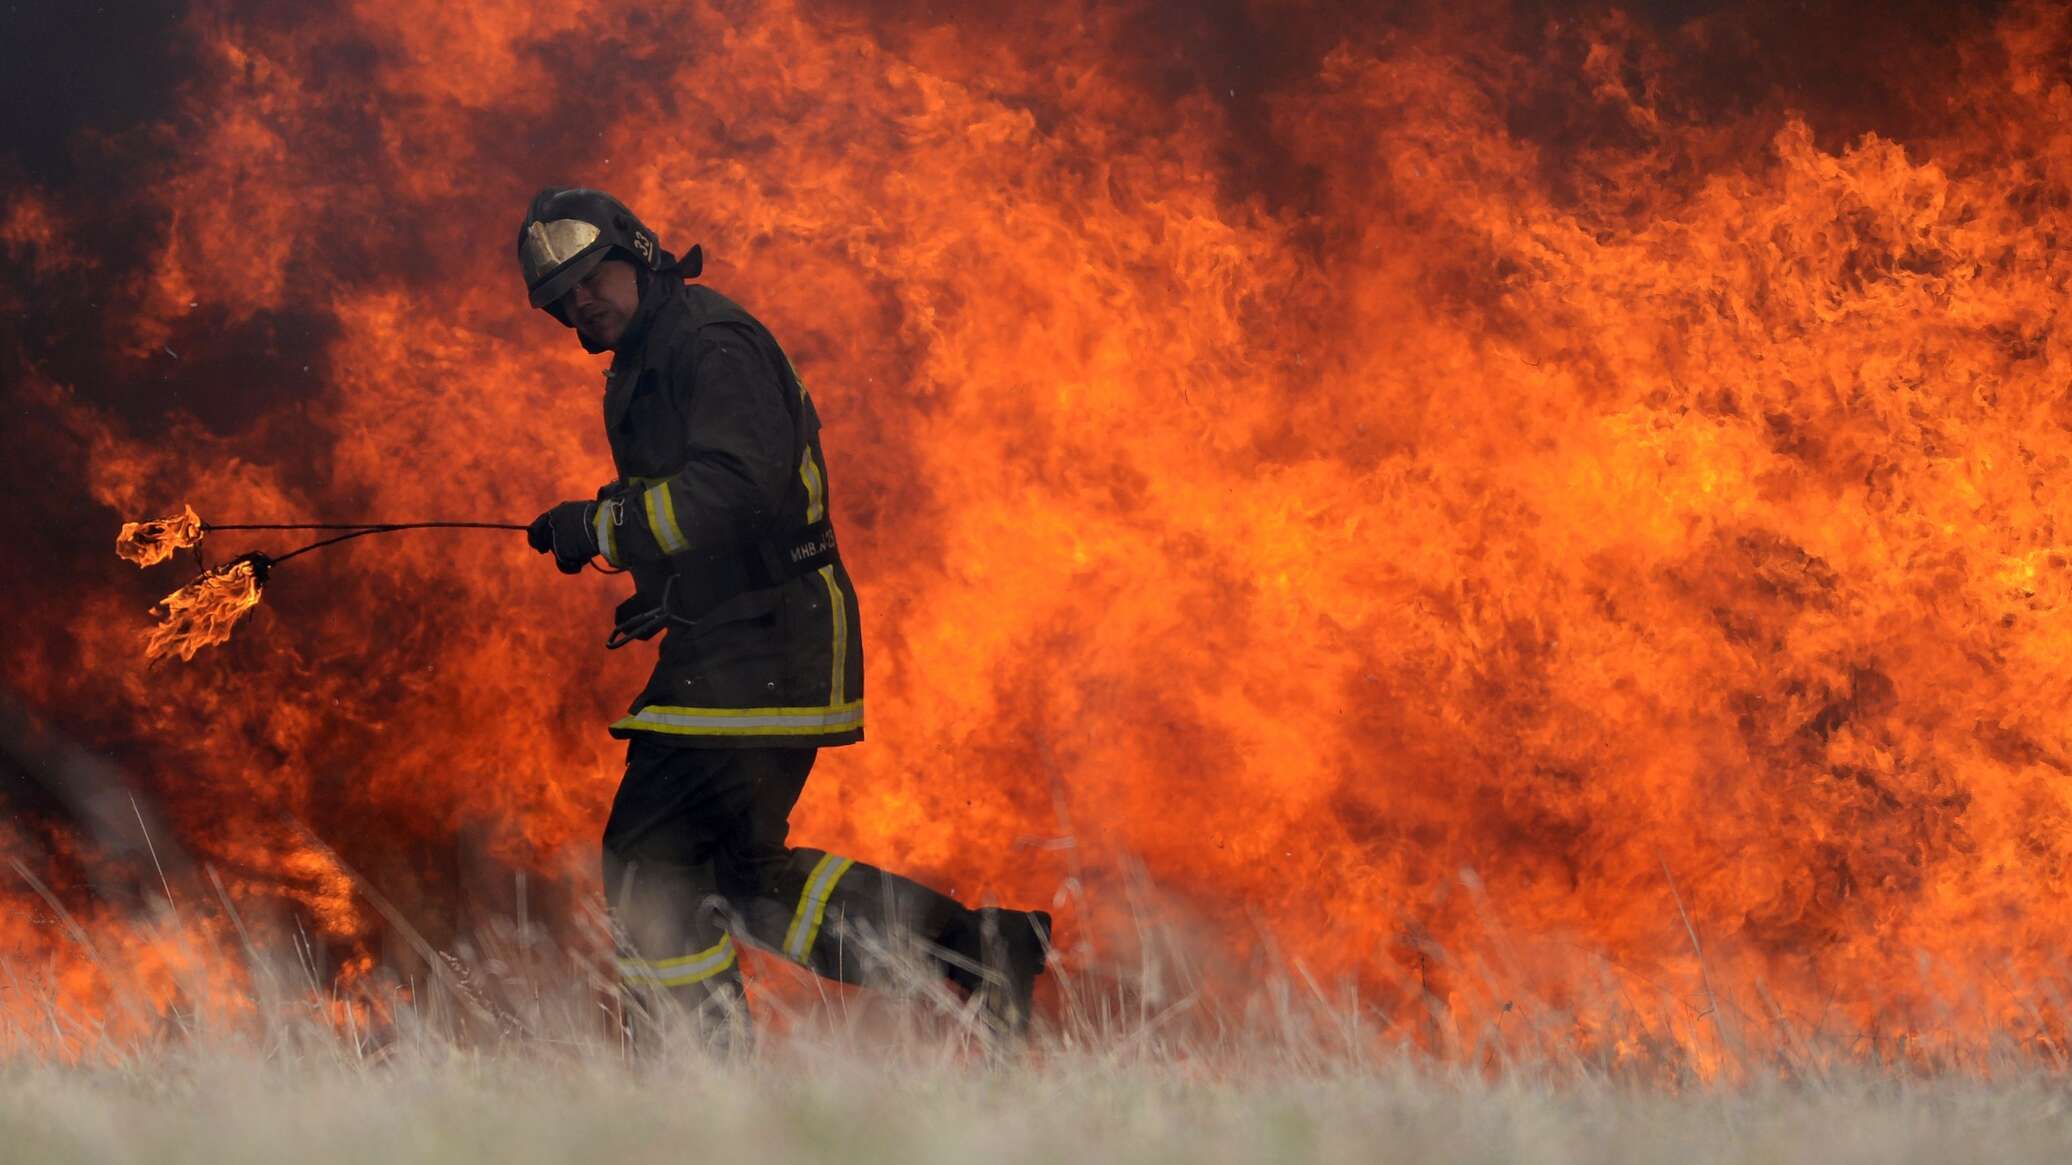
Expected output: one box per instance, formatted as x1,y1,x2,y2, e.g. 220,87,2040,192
592,275,863,748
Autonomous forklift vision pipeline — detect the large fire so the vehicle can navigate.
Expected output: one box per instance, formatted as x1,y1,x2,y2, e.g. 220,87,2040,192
5,0,2072,1067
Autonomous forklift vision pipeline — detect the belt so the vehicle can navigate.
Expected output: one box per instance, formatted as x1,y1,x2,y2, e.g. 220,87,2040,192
606,519,839,649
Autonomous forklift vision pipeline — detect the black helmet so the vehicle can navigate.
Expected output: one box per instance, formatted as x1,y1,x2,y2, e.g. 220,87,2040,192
516,187,701,322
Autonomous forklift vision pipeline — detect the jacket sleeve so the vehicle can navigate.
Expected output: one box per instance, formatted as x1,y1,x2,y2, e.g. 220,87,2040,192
599,323,797,568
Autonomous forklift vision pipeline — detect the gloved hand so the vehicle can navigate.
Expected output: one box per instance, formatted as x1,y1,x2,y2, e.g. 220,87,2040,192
528,500,598,575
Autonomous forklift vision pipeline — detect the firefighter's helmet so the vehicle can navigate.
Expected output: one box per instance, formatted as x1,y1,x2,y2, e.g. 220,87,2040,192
516,187,684,321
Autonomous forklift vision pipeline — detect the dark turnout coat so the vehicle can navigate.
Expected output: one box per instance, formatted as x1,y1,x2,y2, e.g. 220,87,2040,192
590,276,863,748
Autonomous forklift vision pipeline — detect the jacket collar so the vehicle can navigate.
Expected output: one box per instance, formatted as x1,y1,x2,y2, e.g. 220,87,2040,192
612,272,674,358
602,276,680,429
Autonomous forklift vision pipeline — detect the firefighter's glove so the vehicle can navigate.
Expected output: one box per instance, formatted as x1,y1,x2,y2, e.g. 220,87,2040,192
528,501,598,575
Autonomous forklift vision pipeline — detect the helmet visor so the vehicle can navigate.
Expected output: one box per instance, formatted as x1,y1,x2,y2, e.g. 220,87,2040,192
521,218,607,308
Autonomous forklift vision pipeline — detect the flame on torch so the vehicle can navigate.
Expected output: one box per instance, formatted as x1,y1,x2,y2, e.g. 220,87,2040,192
117,505,205,568
143,555,268,662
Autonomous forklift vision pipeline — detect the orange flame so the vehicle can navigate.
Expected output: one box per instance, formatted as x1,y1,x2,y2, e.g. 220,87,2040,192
142,557,263,662
116,505,205,568
8,0,2072,1070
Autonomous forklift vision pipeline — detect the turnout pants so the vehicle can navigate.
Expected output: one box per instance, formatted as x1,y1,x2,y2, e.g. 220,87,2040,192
602,738,983,1029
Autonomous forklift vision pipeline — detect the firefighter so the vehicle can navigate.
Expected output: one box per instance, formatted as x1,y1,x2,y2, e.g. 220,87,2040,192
516,187,1050,1041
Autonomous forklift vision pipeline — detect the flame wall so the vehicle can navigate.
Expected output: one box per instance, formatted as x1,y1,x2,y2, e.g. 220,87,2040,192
5,0,2071,1060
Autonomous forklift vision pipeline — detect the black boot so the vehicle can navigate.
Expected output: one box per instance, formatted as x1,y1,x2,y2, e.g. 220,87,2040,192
972,907,1051,1038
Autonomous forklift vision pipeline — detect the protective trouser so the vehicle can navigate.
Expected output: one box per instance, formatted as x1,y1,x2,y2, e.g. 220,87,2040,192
601,739,987,1036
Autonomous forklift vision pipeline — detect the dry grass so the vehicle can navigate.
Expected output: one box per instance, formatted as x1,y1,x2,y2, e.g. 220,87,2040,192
6,1027,2072,1164
7,904,2072,1165
3,1050,2070,1165
5,855,2071,1164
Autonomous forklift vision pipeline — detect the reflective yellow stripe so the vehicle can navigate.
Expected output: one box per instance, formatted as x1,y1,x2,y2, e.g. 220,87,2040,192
797,445,842,703
642,481,689,555
613,700,863,737
782,854,835,957
800,448,825,523
820,565,846,704
592,499,621,567
783,854,855,963
618,934,736,987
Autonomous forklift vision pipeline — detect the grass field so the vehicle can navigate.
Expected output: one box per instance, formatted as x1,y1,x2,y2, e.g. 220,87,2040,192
7,1030,2072,1164
7,926,2072,1165
8,1047,2072,1165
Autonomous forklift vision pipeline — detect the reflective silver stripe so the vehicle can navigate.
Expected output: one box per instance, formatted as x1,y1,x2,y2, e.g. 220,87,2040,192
615,701,863,736
619,934,736,987
592,499,620,567
642,482,689,555
783,854,856,962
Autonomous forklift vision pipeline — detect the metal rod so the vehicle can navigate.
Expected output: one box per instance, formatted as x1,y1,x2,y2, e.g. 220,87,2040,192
262,523,531,565
203,521,529,532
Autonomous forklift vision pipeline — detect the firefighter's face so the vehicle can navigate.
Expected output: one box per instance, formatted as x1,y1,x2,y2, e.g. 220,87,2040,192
563,257,641,349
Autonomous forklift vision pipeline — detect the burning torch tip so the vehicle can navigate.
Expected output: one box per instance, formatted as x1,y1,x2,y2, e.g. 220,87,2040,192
115,504,206,568
141,554,267,662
